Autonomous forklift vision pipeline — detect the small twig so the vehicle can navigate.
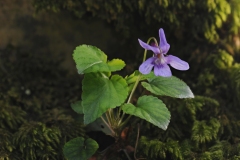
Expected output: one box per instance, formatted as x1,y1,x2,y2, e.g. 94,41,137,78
134,123,140,160
123,149,132,160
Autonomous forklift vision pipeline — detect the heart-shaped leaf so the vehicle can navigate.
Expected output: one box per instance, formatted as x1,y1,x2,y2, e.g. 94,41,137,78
82,73,128,124
73,45,125,74
63,137,98,160
122,95,170,130
73,45,107,74
141,76,194,98
71,100,83,114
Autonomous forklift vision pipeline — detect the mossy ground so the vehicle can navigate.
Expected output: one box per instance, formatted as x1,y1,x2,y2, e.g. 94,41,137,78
0,45,85,159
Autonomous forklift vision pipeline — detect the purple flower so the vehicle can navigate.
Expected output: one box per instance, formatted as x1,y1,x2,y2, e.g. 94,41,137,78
139,28,189,77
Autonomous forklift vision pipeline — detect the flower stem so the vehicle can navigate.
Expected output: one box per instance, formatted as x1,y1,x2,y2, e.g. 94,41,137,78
143,37,159,62
118,74,142,126
127,75,141,104
117,37,158,127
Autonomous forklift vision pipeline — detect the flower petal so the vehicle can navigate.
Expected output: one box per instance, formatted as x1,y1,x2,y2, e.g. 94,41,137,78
154,64,172,77
159,28,170,54
138,39,160,54
166,55,189,70
139,57,155,74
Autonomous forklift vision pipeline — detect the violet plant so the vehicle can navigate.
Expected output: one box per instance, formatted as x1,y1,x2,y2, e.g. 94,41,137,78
63,28,194,160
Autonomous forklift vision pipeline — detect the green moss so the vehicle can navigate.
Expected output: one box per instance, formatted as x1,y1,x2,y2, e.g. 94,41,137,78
0,129,14,159
0,45,85,159
14,122,62,160
213,50,234,69
0,101,26,132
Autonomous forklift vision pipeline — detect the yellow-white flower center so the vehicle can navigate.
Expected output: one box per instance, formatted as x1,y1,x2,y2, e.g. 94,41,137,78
155,54,166,65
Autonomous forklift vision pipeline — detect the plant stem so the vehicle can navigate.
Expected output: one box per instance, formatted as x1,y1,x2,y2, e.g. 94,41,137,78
105,112,111,125
101,116,115,136
117,37,158,127
127,75,141,104
118,74,141,126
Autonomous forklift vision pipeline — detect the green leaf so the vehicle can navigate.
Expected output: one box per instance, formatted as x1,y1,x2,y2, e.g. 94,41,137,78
84,58,125,73
107,59,125,72
73,45,107,74
63,137,98,160
73,45,125,74
125,71,140,92
82,73,128,124
125,71,140,84
125,71,155,84
71,100,83,114
141,71,155,80
125,71,155,92
122,95,170,130
141,76,194,98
